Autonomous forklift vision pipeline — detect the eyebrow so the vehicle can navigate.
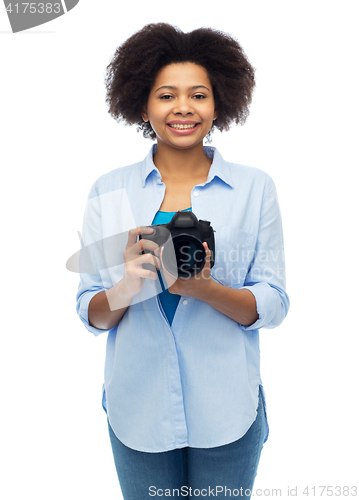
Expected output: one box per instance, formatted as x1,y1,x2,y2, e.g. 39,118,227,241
154,85,211,93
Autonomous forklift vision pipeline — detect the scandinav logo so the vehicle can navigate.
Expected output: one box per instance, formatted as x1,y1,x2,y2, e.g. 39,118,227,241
3,0,79,33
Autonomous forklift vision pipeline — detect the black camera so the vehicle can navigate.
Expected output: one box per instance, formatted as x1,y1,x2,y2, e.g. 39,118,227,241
139,211,215,279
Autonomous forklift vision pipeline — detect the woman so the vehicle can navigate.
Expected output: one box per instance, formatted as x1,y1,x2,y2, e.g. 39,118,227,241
76,23,289,499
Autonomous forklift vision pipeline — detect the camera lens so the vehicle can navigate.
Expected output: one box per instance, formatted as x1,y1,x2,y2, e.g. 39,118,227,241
162,234,206,279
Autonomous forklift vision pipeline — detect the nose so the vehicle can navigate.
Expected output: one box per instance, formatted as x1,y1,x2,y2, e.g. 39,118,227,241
172,96,194,116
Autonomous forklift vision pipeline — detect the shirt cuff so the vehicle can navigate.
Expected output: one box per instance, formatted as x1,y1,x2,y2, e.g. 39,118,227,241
77,290,110,336
240,282,279,330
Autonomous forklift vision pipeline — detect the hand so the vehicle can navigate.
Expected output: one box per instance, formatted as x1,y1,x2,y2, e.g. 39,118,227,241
121,226,161,297
160,241,214,300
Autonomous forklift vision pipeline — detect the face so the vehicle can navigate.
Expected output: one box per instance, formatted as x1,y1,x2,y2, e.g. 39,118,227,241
142,62,218,151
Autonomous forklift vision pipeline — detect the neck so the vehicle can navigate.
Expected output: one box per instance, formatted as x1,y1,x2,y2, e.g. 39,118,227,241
153,141,212,181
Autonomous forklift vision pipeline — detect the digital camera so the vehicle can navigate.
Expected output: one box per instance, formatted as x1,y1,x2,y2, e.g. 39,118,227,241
139,211,215,279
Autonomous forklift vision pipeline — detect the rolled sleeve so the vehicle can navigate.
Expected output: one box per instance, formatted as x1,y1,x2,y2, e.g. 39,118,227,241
75,181,111,336
76,287,109,336
241,282,289,330
241,178,290,330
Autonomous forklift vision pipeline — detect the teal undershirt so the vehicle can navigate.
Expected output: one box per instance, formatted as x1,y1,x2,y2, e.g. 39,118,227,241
151,207,192,326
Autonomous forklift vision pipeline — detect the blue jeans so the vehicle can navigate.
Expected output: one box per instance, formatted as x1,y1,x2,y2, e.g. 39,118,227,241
108,390,266,499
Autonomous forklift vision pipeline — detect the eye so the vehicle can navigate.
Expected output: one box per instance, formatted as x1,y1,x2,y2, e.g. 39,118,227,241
193,94,206,100
159,94,173,100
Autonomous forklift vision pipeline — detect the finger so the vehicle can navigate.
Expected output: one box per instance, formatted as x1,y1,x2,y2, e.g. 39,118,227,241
126,255,160,280
150,253,161,270
203,242,211,259
136,239,161,255
126,226,154,248
130,265,159,281
126,247,161,269
137,252,161,269
126,238,160,258
139,235,144,253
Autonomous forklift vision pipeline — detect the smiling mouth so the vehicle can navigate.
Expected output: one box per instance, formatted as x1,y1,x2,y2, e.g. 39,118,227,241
168,123,199,130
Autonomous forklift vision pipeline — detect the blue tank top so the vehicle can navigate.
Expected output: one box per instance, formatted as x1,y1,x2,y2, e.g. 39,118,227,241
151,207,192,326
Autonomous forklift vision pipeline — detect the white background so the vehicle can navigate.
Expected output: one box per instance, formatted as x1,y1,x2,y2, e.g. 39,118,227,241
1,1,358,499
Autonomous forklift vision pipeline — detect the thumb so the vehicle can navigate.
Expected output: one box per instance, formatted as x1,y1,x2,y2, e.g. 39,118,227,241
204,242,211,260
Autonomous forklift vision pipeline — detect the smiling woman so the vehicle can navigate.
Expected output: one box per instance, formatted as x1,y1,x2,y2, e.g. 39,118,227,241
76,22,289,500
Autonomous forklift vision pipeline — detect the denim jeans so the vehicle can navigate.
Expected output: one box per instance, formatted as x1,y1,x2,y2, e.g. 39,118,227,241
108,389,266,499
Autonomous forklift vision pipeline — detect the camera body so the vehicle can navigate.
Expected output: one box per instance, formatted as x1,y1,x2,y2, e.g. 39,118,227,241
139,211,215,279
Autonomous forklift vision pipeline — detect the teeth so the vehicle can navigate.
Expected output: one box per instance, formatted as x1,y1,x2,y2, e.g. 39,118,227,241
170,123,197,129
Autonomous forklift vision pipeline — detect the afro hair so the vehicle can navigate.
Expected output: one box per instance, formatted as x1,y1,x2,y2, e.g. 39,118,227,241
105,23,256,140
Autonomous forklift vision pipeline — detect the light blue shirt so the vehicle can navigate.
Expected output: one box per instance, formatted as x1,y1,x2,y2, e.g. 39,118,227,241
76,144,289,452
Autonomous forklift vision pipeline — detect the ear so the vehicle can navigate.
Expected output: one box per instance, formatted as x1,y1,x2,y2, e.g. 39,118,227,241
142,106,148,122
213,104,219,121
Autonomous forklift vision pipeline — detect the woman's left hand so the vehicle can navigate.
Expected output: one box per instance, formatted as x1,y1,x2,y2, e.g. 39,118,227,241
159,242,215,300
160,241,259,325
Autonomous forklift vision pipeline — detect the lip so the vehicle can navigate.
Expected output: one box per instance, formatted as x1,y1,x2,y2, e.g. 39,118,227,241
166,121,200,135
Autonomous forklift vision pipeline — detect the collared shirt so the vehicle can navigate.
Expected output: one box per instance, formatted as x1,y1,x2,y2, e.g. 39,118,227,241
76,145,290,452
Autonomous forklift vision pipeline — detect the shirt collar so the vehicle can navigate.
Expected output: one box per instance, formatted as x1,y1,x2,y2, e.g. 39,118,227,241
141,144,233,188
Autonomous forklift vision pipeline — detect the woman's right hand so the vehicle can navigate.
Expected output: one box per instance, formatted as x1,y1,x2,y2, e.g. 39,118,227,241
121,226,161,297
89,227,161,330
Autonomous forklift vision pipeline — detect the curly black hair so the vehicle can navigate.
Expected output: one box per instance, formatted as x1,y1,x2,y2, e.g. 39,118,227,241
105,23,256,140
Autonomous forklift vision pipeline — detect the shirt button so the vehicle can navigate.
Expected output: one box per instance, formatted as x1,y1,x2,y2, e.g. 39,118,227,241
183,300,188,305
193,191,199,197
